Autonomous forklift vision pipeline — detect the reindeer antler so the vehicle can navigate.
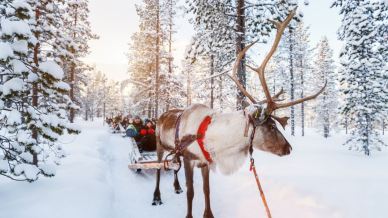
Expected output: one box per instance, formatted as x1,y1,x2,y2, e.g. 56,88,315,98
257,88,285,104
251,8,325,113
230,41,285,104
230,8,325,113
251,9,297,113
230,40,259,104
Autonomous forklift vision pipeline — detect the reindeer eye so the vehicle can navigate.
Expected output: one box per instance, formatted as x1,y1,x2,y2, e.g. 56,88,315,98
271,124,276,130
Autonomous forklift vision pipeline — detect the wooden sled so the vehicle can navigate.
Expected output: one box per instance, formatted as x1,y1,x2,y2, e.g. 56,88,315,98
128,138,179,171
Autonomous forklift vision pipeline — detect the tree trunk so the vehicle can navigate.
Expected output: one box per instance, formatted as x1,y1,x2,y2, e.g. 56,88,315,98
210,55,215,109
300,59,304,136
69,6,78,123
289,28,295,136
31,7,40,166
103,102,106,125
324,125,329,138
187,69,192,107
364,115,370,156
85,106,88,121
235,0,246,110
154,0,160,119
148,91,152,118
90,106,94,121
219,74,223,110
272,68,276,116
323,92,329,138
166,0,173,111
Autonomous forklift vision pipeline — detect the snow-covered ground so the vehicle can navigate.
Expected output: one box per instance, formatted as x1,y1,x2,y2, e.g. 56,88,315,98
0,119,387,218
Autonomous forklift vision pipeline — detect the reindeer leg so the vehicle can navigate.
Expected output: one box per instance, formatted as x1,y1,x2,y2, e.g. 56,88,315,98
152,146,164,206
173,167,183,194
201,165,214,218
184,156,194,218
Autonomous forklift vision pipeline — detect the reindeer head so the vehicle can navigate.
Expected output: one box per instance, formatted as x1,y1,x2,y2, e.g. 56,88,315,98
248,106,291,156
230,8,326,156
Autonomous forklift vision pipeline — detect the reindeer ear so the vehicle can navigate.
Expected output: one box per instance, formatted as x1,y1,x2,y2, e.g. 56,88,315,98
272,116,289,129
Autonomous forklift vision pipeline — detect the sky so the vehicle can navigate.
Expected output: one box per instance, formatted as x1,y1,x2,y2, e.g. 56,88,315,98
84,0,342,81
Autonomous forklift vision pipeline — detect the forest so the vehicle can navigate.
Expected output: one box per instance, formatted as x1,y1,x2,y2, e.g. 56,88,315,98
0,0,387,218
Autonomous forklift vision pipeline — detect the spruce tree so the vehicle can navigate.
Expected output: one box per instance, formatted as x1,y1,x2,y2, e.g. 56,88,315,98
314,37,338,138
333,0,387,154
60,0,97,123
0,0,78,181
0,0,36,181
128,0,184,117
127,1,160,117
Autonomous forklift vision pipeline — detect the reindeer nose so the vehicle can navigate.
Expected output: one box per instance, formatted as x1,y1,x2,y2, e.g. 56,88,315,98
283,144,292,155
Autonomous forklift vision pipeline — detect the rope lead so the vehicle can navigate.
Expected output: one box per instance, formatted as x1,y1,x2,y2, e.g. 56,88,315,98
249,158,272,218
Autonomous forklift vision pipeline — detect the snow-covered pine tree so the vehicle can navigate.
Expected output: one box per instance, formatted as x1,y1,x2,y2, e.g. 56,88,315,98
59,0,97,123
0,0,35,181
128,0,161,118
314,37,338,138
185,0,236,110
160,0,174,111
374,0,388,135
29,0,80,165
158,0,185,111
80,70,123,121
128,27,150,114
184,51,211,106
128,0,184,117
128,27,154,117
293,22,314,136
81,70,103,120
332,0,388,155
0,0,78,181
267,45,289,105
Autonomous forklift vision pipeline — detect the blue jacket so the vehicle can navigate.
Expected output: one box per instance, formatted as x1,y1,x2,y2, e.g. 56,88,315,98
126,124,138,138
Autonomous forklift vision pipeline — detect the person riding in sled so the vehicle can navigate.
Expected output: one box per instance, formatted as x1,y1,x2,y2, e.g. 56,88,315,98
131,116,143,143
125,118,137,137
121,116,130,129
138,119,156,152
106,117,113,126
112,114,123,133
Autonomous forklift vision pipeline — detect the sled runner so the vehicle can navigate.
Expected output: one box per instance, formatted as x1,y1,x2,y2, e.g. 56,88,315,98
128,160,180,171
128,138,179,171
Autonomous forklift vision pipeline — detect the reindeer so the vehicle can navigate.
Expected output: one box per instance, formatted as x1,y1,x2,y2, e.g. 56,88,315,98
152,9,326,218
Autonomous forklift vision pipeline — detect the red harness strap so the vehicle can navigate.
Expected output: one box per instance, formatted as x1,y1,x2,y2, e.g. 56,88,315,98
196,115,213,163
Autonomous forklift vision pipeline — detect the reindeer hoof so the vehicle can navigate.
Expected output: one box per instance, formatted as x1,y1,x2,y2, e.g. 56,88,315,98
152,199,163,206
152,194,162,206
185,215,193,218
175,188,183,194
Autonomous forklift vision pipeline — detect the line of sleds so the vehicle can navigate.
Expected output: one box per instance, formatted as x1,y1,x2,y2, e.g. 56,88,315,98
106,115,179,171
